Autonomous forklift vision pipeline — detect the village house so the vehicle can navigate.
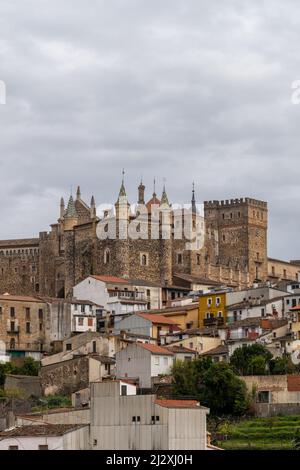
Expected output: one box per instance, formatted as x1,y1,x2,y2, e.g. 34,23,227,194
0,424,90,450
116,342,174,389
198,291,227,328
114,312,180,344
165,344,198,361
226,296,285,323
72,275,155,324
41,354,115,396
0,294,48,360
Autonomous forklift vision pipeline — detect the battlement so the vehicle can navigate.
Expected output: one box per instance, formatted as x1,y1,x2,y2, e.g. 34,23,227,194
204,197,267,210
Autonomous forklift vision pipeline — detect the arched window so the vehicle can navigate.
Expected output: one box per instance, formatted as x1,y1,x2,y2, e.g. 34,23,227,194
140,253,148,266
104,249,110,264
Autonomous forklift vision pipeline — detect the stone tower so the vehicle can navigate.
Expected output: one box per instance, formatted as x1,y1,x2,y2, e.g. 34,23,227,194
204,197,268,283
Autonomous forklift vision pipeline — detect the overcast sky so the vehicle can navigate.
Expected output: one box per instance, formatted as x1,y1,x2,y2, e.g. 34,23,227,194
0,0,299,259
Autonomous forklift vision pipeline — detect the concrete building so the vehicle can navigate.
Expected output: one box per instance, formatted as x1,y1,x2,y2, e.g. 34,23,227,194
116,343,174,389
164,334,222,354
165,345,198,361
0,424,90,450
90,381,209,450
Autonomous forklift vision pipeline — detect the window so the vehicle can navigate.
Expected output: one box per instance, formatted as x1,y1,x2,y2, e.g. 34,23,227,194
197,254,201,266
10,307,15,318
261,308,265,317
26,322,31,334
104,249,110,264
218,311,223,318
154,356,159,365
10,321,15,332
88,318,93,327
283,269,287,279
132,416,136,422
38,309,43,320
78,318,84,326
189,342,193,349
66,343,72,351
92,341,97,353
8,446,19,450
137,416,141,423
81,304,85,313
163,356,168,365
272,266,275,276
25,308,30,320
38,445,48,451
216,297,221,307
140,253,148,266
10,338,15,349
177,253,183,265
121,385,127,396
39,323,43,332
207,298,212,307
257,391,270,404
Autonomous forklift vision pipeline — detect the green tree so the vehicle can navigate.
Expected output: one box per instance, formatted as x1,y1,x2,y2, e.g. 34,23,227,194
270,357,296,375
230,344,272,375
172,357,250,416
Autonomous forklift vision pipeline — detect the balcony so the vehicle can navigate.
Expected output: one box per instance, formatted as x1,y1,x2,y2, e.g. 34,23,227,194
204,317,224,327
108,290,146,301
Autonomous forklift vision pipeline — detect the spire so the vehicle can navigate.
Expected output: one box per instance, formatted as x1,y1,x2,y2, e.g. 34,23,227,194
118,169,127,198
160,183,170,207
76,186,81,200
191,181,197,214
65,195,78,218
153,177,157,197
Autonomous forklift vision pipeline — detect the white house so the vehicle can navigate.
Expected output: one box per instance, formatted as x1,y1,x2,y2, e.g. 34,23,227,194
227,297,285,323
0,424,90,450
73,275,150,323
116,342,174,389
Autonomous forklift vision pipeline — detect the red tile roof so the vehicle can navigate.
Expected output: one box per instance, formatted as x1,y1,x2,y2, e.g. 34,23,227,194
146,195,161,211
166,345,197,354
290,305,300,311
91,275,129,284
137,313,179,325
137,343,174,355
0,424,86,438
155,399,200,409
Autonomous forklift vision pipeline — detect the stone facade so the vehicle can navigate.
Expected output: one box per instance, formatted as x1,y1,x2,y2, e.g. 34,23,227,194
0,181,270,299
0,294,48,354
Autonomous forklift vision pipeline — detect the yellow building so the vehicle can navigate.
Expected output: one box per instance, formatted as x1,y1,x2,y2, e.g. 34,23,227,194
144,303,199,331
198,292,227,327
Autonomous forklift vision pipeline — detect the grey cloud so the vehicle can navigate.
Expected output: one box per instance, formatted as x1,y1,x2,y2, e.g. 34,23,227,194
0,0,299,259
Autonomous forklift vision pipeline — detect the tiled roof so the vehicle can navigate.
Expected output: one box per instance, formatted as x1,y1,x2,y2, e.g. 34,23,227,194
287,375,300,392
166,345,197,354
155,399,199,409
290,305,300,311
137,313,179,325
0,424,86,438
202,345,229,356
0,294,43,303
91,275,129,284
136,343,174,355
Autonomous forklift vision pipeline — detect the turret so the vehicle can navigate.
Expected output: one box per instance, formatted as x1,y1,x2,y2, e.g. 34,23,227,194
138,180,145,205
60,197,65,219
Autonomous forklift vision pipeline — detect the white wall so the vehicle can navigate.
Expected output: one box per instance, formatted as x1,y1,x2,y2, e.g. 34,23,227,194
73,277,108,308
